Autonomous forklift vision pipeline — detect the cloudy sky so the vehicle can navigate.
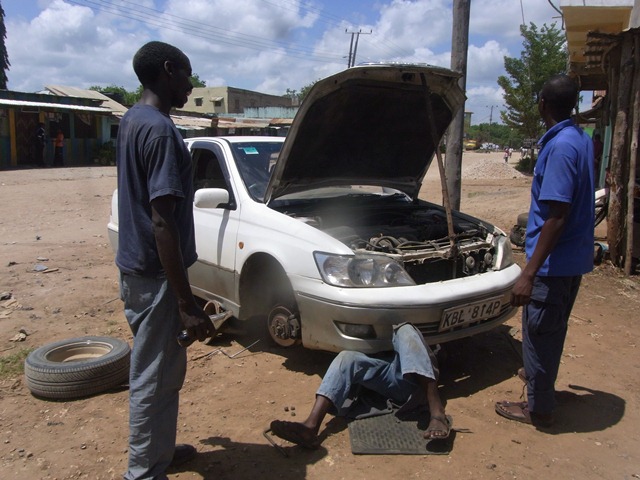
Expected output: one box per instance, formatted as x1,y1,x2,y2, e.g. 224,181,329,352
3,0,564,124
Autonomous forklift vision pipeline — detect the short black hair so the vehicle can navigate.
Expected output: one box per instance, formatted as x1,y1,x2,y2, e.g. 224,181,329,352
539,74,579,117
132,41,190,86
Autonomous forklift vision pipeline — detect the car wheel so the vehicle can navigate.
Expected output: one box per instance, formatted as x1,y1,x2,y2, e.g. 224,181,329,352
24,336,130,400
509,226,526,248
267,306,301,348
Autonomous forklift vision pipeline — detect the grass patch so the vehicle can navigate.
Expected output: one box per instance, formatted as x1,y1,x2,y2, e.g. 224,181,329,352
0,348,32,380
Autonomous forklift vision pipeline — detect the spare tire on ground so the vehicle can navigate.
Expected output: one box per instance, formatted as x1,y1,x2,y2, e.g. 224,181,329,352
24,336,131,400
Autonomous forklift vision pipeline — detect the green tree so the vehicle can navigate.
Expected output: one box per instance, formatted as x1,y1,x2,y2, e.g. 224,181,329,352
298,80,319,103
0,1,10,89
468,123,523,148
89,84,139,105
190,73,206,88
498,22,567,143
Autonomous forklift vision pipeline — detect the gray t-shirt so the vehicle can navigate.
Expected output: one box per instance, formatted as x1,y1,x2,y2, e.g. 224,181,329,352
115,103,196,276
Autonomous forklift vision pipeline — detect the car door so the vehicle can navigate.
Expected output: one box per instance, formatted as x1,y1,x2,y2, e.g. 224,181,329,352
189,140,242,308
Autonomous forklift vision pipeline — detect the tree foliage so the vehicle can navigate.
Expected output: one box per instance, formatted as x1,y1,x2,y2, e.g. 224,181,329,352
89,84,139,105
498,22,568,141
298,80,319,103
467,123,524,148
89,73,205,105
0,1,10,89
190,73,206,88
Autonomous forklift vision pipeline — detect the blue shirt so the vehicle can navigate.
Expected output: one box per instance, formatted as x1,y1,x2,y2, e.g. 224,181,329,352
115,104,197,276
526,119,594,276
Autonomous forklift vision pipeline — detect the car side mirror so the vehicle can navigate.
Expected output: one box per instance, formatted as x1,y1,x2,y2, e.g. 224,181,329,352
194,188,230,209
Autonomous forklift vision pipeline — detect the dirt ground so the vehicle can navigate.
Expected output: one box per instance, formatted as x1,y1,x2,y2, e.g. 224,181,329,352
1,151,639,480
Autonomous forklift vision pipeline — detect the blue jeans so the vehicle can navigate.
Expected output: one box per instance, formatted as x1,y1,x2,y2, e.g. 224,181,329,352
317,324,437,417
120,272,187,480
522,275,581,415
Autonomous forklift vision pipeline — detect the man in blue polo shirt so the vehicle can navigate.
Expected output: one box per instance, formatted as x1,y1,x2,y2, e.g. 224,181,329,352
495,74,594,428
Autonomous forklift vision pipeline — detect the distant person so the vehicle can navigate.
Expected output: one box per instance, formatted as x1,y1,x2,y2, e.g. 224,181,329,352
495,74,594,428
116,41,214,480
34,122,46,167
269,323,451,448
503,148,509,163
53,129,64,167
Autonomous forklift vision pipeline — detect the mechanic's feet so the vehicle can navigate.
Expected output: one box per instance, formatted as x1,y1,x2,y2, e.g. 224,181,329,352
424,414,452,440
270,420,319,449
169,444,197,467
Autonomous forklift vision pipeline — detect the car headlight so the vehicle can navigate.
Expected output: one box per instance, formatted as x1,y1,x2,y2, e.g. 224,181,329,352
492,235,514,270
314,252,416,287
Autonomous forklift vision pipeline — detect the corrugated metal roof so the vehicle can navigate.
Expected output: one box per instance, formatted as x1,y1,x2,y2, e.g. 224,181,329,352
217,118,270,129
0,98,112,113
171,115,216,131
269,118,294,125
44,85,129,115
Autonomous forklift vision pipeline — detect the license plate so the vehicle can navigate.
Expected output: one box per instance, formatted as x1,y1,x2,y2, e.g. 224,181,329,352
439,298,502,332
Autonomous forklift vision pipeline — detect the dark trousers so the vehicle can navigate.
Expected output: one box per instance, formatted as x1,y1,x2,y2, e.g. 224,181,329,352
522,275,582,415
53,147,63,167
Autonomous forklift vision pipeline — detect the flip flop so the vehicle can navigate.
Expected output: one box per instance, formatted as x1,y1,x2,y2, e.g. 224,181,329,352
495,400,553,427
269,420,319,449
425,414,452,440
517,367,528,383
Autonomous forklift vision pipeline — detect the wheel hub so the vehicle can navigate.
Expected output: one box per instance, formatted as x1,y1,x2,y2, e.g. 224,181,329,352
267,306,301,347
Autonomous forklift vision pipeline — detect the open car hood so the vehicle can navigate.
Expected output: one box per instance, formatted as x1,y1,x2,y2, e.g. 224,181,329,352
265,64,465,203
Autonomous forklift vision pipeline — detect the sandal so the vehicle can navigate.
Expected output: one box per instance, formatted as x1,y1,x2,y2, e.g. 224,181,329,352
269,420,319,449
425,414,452,440
495,400,553,427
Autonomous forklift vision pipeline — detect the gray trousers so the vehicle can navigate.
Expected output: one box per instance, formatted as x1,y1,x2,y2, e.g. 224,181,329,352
120,272,187,480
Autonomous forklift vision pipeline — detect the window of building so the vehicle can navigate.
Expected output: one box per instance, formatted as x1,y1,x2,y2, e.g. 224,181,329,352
194,97,203,107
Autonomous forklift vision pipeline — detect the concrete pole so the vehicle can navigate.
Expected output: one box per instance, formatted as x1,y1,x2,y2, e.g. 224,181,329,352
444,0,470,211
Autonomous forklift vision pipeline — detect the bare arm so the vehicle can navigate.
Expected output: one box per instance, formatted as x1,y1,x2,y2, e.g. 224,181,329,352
510,200,570,306
151,195,213,341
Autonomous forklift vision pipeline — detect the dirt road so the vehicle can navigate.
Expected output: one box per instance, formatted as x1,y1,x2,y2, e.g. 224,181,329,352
1,152,639,479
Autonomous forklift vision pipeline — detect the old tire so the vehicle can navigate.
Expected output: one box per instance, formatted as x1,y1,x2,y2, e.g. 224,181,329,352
24,336,130,400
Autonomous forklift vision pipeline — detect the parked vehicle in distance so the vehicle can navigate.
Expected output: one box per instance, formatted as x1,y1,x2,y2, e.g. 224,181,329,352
464,139,479,150
108,64,520,353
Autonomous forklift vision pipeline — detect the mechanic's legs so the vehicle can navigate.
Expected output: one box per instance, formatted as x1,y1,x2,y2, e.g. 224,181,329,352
121,273,187,480
523,275,581,415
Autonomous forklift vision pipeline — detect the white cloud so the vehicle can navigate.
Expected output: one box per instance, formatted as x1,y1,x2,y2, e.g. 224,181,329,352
4,0,561,106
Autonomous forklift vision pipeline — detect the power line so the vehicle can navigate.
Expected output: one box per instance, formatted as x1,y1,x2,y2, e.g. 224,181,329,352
69,0,344,64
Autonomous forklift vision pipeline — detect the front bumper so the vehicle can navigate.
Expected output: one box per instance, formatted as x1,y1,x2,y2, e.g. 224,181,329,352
293,263,521,353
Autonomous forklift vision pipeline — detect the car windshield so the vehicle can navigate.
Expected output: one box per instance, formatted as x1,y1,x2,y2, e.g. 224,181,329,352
229,141,283,201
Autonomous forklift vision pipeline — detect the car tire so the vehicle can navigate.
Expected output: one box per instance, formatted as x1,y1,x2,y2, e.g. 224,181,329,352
24,336,130,400
509,226,526,248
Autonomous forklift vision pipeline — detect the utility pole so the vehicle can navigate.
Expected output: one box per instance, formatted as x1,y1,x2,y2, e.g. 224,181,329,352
487,104,498,143
444,0,470,211
345,29,372,67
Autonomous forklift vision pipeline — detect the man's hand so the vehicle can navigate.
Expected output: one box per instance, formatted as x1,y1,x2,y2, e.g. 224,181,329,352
179,302,215,342
510,272,534,306
511,200,570,307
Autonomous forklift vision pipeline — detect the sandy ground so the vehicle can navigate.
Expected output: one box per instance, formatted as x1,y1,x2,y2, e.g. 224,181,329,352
1,151,639,480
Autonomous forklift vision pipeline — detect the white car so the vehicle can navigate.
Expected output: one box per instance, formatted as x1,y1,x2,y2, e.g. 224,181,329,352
109,64,520,353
